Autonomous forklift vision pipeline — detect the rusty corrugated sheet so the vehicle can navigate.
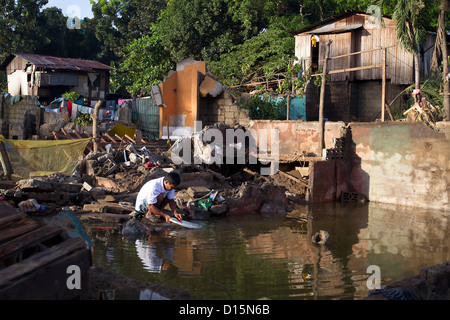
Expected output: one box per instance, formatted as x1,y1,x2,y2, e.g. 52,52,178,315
11,53,114,72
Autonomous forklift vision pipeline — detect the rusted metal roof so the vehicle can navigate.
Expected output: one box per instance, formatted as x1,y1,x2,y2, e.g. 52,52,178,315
0,53,114,72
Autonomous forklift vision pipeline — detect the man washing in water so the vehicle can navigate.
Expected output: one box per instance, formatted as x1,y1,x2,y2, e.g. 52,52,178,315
135,172,183,223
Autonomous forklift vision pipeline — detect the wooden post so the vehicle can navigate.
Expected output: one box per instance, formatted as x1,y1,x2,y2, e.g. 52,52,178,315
92,100,103,152
167,122,170,141
318,40,332,153
381,47,386,122
286,94,290,120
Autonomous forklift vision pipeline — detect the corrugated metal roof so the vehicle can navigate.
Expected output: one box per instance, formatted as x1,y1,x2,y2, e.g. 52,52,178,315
1,53,114,72
305,23,363,35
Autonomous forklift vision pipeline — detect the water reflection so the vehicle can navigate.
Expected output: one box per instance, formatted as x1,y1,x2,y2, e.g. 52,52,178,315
86,202,450,300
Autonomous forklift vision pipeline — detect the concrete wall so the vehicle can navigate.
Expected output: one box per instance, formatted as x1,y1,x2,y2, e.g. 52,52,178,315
248,120,449,211
159,60,206,138
349,122,450,211
248,120,346,161
2,96,41,140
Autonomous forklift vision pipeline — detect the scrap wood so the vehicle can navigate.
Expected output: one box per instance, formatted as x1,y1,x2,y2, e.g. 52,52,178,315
278,170,308,188
242,168,271,182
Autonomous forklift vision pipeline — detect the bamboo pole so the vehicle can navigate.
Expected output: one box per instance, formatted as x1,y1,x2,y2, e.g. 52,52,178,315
319,40,332,153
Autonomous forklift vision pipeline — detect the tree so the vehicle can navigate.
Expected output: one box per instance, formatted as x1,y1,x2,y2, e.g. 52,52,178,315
119,32,175,96
156,0,239,63
431,0,450,120
0,0,48,91
90,0,166,57
0,0,48,58
208,14,306,87
392,0,428,89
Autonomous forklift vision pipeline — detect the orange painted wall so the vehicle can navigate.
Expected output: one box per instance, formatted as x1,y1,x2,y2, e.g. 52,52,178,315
159,61,206,138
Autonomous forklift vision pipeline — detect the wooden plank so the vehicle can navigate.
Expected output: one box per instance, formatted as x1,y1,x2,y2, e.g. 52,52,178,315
73,130,93,152
124,134,136,144
0,218,44,245
0,205,24,225
114,134,125,143
320,45,395,61
61,128,71,139
311,64,383,76
0,237,87,285
104,133,116,142
319,40,331,152
278,170,309,188
0,224,64,263
0,237,91,300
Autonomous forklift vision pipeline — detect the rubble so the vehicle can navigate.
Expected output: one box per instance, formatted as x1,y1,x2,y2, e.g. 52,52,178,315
0,128,309,229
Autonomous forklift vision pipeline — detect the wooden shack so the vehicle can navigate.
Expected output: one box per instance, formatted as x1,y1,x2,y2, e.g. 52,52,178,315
293,10,436,122
0,53,114,106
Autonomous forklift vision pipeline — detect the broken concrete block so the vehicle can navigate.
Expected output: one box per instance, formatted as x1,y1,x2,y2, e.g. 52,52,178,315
83,182,93,191
199,75,223,98
187,186,211,198
16,179,53,191
54,182,83,193
95,177,117,189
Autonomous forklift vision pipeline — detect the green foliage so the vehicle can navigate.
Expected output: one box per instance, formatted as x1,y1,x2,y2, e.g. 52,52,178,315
119,33,175,96
208,14,306,87
240,94,287,120
392,0,428,54
90,0,166,57
277,64,324,96
62,91,81,102
156,0,240,62
0,0,48,60
74,113,93,127
0,0,447,99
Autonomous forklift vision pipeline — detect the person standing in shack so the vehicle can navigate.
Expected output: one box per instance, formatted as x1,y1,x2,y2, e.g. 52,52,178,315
135,171,183,223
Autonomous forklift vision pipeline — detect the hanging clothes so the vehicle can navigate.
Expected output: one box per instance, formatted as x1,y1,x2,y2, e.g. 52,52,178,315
67,101,73,118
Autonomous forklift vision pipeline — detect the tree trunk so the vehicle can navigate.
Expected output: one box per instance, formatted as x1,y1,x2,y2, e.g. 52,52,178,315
407,20,421,89
441,0,450,120
414,54,420,89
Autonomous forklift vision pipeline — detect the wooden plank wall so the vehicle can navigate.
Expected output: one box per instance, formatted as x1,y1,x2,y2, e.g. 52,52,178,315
295,14,417,85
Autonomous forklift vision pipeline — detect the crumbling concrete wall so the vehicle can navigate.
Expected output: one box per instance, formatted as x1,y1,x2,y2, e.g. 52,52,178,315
3,96,40,140
349,122,450,211
248,120,345,161
198,89,250,128
249,120,449,210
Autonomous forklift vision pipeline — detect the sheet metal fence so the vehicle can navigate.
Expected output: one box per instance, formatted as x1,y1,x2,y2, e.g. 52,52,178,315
131,97,160,139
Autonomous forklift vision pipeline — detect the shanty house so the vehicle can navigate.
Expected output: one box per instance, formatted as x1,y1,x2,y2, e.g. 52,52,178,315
0,53,114,105
293,10,436,121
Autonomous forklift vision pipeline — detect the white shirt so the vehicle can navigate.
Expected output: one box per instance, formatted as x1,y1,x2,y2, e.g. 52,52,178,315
135,177,175,212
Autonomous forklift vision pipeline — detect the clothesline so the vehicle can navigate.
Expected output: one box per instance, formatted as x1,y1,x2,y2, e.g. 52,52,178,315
45,98,132,122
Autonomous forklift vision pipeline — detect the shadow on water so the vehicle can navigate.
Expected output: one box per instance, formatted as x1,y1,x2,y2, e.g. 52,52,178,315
85,202,450,300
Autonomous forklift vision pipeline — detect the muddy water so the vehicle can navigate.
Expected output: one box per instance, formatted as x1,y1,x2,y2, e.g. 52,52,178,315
85,202,450,300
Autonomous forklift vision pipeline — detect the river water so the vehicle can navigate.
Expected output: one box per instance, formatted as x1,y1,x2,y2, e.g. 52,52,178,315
84,201,450,300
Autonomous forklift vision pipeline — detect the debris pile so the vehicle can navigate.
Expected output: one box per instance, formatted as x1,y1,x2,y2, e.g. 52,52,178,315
0,129,309,228
404,90,443,126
